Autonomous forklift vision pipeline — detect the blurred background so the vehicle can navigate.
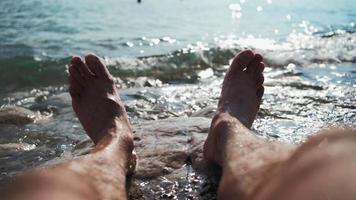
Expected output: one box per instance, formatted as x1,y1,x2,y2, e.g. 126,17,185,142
0,0,355,199
0,0,355,91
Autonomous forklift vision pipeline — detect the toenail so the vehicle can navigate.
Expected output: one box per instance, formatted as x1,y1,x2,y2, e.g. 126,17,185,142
86,53,98,60
240,50,254,57
254,54,263,61
71,57,82,64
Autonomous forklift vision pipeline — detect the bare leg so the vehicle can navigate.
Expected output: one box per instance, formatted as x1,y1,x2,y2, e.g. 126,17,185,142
204,50,356,200
4,54,135,200
204,50,296,199
252,128,356,200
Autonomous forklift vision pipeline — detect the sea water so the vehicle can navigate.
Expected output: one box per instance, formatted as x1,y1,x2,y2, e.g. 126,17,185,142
0,0,355,91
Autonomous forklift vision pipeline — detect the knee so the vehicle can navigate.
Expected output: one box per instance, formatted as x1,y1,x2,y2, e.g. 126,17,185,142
292,127,356,159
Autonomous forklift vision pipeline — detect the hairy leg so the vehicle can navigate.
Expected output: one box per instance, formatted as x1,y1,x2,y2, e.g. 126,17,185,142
252,128,356,200
204,50,356,200
4,54,135,200
203,50,296,199
208,113,296,199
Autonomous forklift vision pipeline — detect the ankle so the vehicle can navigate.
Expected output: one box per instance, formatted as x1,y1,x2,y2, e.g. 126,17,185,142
204,113,238,164
92,132,135,174
215,109,252,128
93,133,117,151
211,112,244,128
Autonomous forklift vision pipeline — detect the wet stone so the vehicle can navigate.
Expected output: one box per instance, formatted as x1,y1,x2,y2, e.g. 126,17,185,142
125,77,163,88
131,116,211,178
128,116,217,199
128,165,219,200
0,107,36,124
0,143,36,151
69,116,216,199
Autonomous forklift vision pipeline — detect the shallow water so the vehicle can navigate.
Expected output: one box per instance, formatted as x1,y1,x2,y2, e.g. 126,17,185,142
0,0,355,199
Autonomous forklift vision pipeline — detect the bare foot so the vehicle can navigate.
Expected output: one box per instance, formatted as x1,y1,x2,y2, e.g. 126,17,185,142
218,50,264,127
204,50,265,165
68,53,133,150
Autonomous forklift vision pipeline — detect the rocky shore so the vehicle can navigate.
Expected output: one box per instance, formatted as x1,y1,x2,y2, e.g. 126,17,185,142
0,63,355,199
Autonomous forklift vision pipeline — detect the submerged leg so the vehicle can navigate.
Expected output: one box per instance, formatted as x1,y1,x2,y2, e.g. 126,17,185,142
4,54,135,200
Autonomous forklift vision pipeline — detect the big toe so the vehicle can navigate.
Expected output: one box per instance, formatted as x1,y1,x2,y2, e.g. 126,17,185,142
85,53,112,79
228,50,255,74
69,57,85,84
68,76,82,100
68,57,86,98
71,56,92,79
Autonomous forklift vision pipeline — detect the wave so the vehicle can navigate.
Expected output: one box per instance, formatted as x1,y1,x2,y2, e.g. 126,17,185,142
0,31,355,93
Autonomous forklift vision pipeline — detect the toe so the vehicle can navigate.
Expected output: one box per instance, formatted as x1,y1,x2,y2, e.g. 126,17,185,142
71,56,93,79
85,54,112,79
246,54,263,75
68,63,84,86
68,63,83,98
229,50,255,74
68,76,82,99
257,87,264,103
256,62,265,74
256,62,265,88
256,74,264,89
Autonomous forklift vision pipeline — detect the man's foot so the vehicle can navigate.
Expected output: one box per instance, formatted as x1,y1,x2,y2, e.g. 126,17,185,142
218,50,264,127
68,53,133,150
203,50,265,165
